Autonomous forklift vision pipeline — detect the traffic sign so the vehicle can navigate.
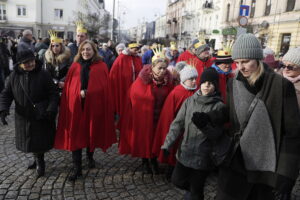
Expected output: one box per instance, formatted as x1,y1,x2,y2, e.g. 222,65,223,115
240,5,250,16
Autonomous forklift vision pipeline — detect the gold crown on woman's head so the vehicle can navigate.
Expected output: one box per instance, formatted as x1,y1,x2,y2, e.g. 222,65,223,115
76,21,87,33
48,30,63,43
152,44,166,62
170,41,178,51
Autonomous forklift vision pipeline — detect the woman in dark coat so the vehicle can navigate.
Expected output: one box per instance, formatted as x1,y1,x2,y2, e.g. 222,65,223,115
0,50,59,178
216,33,300,200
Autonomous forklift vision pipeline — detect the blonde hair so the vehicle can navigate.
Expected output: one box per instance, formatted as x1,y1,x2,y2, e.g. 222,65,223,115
152,58,168,67
247,60,264,86
45,43,65,65
74,40,102,63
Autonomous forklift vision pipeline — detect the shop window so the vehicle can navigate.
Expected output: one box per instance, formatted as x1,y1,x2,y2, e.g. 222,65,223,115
286,0,295,12
250,0,256,18
264,0,271,16
280,33,291,55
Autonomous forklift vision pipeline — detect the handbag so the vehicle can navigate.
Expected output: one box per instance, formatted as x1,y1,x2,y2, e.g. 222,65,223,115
19,79,48,120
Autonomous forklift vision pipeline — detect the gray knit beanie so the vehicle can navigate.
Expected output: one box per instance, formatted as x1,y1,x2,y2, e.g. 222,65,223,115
180,65,198,83
175,61,187,72
232,33,263,60
282,47,300,66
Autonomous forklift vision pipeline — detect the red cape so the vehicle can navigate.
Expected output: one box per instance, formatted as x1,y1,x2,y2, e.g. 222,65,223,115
109,52,142,120
152,84,196,165
119,65,174,158
177,50,213,85
54,61,116,152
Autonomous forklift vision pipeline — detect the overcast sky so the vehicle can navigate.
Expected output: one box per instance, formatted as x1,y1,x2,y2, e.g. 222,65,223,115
105,0,167,29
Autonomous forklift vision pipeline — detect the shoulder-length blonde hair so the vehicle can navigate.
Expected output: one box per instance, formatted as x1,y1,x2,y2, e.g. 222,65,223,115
45,43,66,65
74,40,102,63
247,60,265,86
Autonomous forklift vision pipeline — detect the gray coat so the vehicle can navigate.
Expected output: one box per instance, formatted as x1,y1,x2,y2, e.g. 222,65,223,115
162,91,226,170
17,37,35,53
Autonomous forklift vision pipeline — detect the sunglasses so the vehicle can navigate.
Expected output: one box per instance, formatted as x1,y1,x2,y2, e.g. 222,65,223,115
282,65,297,71
51,44,60,48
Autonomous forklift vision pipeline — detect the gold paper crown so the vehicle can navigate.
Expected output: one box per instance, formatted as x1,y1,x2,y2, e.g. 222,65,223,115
170,41,178,51
194,32,207,49
48,30,63,43
128,42,140,48
152,44,166,62
76,21,87,33
187,58,198,68
217,40,234,56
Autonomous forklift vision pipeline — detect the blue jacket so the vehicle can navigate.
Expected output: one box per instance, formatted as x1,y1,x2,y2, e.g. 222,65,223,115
142,49,154,65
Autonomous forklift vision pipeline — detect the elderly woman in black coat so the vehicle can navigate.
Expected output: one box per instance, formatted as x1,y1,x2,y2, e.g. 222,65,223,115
0,50,59,178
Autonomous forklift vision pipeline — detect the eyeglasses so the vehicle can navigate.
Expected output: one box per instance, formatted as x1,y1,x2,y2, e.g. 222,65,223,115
282,65,298,71
51,44,60,48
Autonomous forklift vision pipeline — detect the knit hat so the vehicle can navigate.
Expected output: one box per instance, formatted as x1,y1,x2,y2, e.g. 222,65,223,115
16,50,35,64
263,47,275,58
232,33,263,60
180,65,198,83
175,61,187,73
263,54,279,69
282,47,300,66
200,68,219,89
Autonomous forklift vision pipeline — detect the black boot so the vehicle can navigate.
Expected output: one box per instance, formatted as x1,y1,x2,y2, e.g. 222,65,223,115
165,165,174,182
27,160,36,169
68,149,82,182
142,158,152,174
150,158,159,175
86,149,95,169
35,153,45,178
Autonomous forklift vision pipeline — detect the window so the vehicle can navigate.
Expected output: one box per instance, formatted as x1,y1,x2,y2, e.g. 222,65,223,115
265,0,271,16
280,33,291,54
17,5,26,16
0,4,6,20
54,9,63,20
286,0,295,12
226,4,230,22
250,0,256,18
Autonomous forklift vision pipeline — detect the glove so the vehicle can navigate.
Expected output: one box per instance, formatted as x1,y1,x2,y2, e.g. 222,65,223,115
46,111,56,121
192,112,210,129
162,149,170,158
0,110,9,125
277,178,295,199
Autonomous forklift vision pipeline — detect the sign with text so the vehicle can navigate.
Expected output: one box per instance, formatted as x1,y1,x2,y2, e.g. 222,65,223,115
240,5,250,16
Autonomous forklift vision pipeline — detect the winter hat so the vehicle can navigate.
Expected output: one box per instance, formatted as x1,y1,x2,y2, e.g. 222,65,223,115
175,61,187,72
232,33,263,60
200,67,219,89
263,54,279,69
180,65,198,83
16,50,35,64
263,47,275,58
282,47,300,67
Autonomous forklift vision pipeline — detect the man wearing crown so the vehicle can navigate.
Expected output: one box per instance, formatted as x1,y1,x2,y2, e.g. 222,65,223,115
109,41,142,143
69,22,88,61
166,41,180,67
177,37,214,85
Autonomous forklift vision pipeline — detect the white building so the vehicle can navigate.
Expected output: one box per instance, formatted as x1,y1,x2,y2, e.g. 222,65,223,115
0,0,109,40
154,15,167,39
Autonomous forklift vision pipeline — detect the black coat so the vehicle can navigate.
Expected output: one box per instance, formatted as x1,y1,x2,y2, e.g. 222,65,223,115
0,63,59,153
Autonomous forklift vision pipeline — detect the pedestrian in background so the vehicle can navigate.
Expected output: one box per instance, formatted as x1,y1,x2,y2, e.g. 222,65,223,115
162,68,226,200
43,30,71,91
98,42,115,71
69,22,88,61
54,40,116,182
0,49,59,178
17,30,35,53
115,43,126,56
216,33,300,200
121,49,175,174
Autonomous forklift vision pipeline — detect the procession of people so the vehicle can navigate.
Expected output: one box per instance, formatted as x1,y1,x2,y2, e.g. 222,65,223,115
0,21,300,200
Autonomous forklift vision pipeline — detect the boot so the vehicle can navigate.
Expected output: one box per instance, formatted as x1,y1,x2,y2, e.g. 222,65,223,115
165,165,174,182
27,160,36,169
150,158,159,175
142,158,152,174
35,153,45,178
86,149,95,169
68,149,82,182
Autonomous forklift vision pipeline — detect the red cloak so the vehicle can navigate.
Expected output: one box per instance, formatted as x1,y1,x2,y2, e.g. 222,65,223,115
119,65,174,158
109,51,142,120
54,61,116,152
177,50,213,85
152,84,196,165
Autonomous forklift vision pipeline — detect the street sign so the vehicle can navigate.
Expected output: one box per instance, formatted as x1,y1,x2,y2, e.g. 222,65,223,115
239,5,250,16
238,16,248,26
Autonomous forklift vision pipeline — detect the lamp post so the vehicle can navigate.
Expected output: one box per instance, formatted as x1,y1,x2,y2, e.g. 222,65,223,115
110,0,115,41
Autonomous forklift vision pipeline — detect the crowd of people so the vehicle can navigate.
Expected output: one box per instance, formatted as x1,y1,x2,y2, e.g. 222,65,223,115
0,22,300,200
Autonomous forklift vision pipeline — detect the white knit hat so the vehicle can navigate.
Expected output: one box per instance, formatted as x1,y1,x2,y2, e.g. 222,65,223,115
282,47,300,66
180,66,198,83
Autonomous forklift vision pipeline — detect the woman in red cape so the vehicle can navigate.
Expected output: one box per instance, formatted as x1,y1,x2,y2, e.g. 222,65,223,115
54,40,116,181
120,55,175,174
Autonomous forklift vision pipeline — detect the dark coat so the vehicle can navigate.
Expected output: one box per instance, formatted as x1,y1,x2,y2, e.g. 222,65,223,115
0,63,59,153
218,65,300,199
17,37,35,53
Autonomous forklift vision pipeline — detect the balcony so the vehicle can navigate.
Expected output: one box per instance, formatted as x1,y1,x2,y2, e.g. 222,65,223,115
202,1,214,13
172,17,177,23
167,19,172,24
172,33,178,39
182,11,194,19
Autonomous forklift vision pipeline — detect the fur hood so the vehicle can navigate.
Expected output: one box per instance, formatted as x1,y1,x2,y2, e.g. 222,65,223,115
139,64,173,85
45,47,71,65
122,48,140,57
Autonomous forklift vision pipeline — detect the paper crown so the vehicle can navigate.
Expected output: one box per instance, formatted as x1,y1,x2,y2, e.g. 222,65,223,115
187,58,198,68
217,40,234,56
76,21,87,33
194,32,207,49
128,42,140,48
48,30,63,43
152,44,166,62
170,41,178,51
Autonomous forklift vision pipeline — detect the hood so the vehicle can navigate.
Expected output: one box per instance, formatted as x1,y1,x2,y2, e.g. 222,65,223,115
139,64,173,85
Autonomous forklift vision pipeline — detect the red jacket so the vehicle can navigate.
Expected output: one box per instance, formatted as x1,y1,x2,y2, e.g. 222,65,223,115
152,84,196,165
119,65,175,158
54,61,116,152
177,50,214,85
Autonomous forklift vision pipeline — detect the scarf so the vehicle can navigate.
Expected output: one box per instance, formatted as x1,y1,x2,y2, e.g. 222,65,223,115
283,74,300,83
79,58,93,90
211,64,232,75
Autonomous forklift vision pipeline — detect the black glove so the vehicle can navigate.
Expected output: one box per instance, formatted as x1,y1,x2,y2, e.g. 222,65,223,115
192,112,210,129
46,111,56,121
162,149,170,158
0,110,9,125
